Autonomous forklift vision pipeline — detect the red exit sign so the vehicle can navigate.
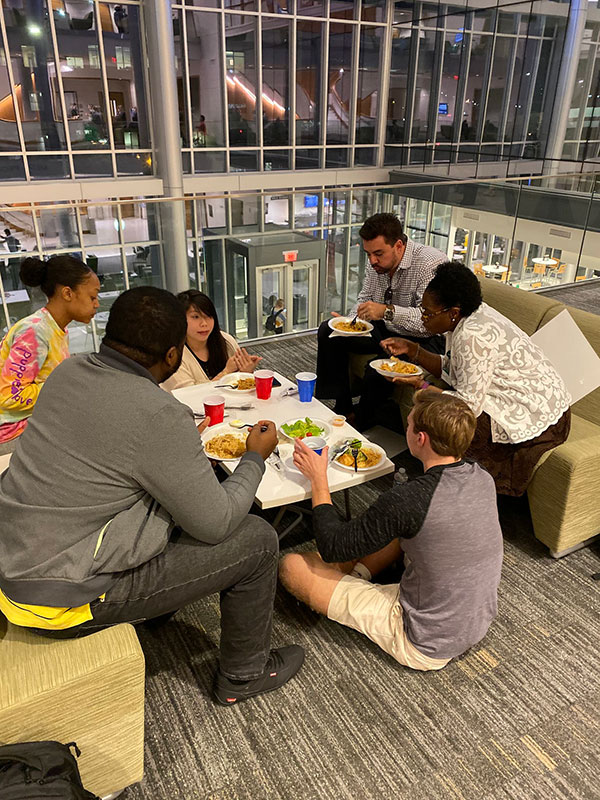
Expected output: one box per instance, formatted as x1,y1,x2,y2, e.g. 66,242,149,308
283,250,298,262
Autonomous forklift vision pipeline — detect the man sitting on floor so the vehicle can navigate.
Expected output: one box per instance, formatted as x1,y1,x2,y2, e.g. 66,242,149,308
280,391,503,671
0,286,304,705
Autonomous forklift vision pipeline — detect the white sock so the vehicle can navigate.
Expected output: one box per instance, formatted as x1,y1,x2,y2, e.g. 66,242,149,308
350,562,372,581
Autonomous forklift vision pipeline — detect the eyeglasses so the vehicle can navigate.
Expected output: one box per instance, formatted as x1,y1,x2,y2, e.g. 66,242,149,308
384,286,393,304
418,304,450,320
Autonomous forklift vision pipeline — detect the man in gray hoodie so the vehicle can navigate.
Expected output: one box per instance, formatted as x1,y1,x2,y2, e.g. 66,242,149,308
0,286,304,705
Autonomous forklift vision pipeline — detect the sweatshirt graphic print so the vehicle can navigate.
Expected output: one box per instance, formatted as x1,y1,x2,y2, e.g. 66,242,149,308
0,307,69,442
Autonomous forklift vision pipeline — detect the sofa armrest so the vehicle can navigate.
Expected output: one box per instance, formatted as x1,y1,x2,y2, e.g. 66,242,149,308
527,416,600,556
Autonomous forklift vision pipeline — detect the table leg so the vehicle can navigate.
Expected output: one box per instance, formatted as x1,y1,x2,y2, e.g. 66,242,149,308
344,488,351,521
272,504,313,542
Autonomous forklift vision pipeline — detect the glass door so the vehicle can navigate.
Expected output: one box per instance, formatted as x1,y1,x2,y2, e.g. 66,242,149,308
232,251,249,339
256,260,318,336
257,266,284,336
290,260,318,332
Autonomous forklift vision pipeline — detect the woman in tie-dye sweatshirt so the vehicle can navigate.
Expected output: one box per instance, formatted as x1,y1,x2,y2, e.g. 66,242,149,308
0,255,100,445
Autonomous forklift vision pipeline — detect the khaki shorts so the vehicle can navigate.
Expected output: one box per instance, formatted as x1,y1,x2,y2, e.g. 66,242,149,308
327,575,450,671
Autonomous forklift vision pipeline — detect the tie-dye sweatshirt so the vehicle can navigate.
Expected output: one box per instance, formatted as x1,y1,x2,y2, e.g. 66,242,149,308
0,307,69,442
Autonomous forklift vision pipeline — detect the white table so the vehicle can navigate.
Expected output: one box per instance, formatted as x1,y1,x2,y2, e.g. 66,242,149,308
482,264,508,276
172,372,395,531
532,258,557,267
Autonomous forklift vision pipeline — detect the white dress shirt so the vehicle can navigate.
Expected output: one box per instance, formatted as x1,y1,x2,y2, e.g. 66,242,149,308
350,239,448,336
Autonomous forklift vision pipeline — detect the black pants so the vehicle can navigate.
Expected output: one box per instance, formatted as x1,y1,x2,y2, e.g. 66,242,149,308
315,319,443,416
354,332,445,431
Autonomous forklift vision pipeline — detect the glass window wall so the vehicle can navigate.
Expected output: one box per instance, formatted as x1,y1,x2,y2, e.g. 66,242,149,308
326,23,353,145
296,20,323,146
262,19,290,147
225,15,258,147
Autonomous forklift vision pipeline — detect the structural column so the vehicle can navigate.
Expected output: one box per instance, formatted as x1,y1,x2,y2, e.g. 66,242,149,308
144,0,189,294
544,0,588,172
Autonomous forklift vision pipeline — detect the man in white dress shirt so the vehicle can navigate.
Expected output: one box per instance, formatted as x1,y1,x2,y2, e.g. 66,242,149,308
315,213,447,426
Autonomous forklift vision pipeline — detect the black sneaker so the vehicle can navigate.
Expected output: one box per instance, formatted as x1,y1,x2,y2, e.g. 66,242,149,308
213,645,305,706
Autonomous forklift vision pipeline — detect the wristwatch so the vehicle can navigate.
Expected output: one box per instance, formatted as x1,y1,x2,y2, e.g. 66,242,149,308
383,304,394,322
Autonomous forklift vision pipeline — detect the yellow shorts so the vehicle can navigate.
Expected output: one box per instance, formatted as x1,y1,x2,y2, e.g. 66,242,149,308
327,575,450,671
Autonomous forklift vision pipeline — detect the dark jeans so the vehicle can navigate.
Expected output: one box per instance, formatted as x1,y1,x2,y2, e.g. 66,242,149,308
354,333,445,432
315,319,443,416
31,515,279,681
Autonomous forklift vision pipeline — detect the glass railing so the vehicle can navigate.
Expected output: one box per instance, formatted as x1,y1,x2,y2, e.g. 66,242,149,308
1,171,599,354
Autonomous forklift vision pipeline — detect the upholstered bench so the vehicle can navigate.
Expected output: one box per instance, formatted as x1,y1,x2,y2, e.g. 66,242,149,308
0,616,145,798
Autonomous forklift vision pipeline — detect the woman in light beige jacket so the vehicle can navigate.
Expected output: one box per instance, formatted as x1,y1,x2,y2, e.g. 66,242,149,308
161,290,261,392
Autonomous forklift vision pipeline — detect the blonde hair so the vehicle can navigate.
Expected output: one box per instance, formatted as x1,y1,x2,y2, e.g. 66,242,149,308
411,390,476,458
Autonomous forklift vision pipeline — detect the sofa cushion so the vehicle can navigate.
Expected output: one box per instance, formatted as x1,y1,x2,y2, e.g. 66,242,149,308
538,304,600,426
478,277,562,336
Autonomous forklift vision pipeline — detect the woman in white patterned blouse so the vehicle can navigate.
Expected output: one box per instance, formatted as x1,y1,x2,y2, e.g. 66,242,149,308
381,261,571,496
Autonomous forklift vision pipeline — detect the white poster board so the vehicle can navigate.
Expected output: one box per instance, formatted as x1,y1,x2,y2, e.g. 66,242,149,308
531,309,600,405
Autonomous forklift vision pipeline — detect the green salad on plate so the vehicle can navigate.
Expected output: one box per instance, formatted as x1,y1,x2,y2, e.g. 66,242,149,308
281,417,324,439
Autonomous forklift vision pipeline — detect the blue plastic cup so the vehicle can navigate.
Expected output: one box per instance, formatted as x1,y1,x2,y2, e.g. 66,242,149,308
303,436,327,456
295,371,317,402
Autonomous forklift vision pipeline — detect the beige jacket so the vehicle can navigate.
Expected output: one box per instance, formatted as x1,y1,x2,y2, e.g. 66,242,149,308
161,331,238,392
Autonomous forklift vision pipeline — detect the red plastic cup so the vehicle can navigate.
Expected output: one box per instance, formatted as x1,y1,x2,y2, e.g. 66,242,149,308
254,369,274,400
204,394,225,426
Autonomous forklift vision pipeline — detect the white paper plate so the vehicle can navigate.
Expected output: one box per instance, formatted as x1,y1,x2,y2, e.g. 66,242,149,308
202,423,248,461
328,317,374,336
281,455,305,476
216,371,256,394
279,417,332,442
333,441,386,472
369,358,423,380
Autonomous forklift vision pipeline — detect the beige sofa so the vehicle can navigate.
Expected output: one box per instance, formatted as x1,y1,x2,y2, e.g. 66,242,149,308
350,278,600,557
0,617,145,798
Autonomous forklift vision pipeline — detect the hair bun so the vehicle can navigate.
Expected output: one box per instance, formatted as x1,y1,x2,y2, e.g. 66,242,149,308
19,257,47,288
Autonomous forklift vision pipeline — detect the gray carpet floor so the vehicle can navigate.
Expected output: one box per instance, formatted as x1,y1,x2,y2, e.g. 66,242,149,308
541,279,600,315
125,305,600,800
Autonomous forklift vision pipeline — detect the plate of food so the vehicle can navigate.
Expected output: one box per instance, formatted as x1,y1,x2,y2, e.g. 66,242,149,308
202,424,248,461
279,417,332,442
217,372,256,393
328,316,374,336
370,358,423,379
332,439,386,472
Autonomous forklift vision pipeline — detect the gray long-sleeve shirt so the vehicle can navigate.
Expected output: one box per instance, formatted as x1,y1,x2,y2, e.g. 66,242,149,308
0,344,265,607
313,461,503,660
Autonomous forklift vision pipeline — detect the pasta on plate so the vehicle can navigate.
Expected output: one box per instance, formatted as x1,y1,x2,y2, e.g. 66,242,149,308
233,377,255,390
333,319,369,333
205,433,247,459
380,359,420,375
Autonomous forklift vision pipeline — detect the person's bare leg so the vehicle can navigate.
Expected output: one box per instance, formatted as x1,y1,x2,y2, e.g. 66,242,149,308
279,553,348,615
331,559,358,573
357,539,404,579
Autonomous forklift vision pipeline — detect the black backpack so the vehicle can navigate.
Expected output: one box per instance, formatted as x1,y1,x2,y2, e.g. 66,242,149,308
265,307,281,332
0,741,99,799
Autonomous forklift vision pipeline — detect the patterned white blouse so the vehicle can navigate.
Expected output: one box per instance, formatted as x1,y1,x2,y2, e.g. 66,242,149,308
441,303,571,444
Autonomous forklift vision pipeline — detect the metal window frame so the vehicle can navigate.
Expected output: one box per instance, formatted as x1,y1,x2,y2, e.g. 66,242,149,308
0,7,30,178
93,0,119,177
